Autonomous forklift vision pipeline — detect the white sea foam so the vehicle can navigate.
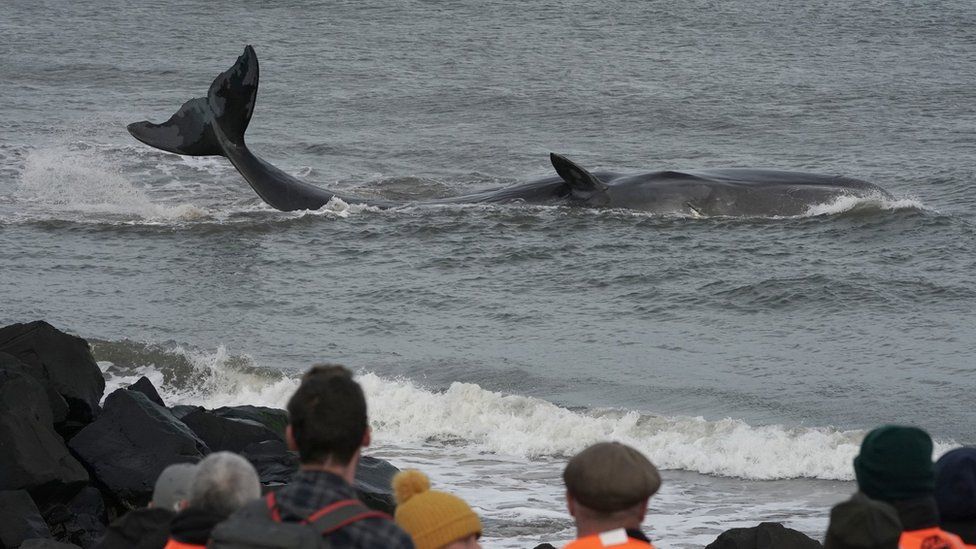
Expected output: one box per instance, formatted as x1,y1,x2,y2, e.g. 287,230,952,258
95,342,960,482
16,146,209,221
802,194,928,217
361,375,866,481
290,196,383,218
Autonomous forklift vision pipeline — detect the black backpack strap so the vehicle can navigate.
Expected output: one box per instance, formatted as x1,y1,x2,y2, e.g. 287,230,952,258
303,499,392,536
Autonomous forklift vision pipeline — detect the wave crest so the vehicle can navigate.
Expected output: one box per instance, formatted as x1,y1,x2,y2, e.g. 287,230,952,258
94,340,961,481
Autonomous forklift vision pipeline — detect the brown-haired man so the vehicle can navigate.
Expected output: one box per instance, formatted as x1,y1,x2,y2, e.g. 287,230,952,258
275,364,414,548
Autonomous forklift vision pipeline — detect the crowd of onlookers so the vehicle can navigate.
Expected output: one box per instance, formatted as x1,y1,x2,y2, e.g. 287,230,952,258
92,364,976,549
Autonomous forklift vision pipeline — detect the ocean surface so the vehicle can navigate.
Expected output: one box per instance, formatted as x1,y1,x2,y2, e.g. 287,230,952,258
2,0,975,546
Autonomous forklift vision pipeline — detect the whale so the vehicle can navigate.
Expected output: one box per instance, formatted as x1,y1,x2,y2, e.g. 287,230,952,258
127,46,892,217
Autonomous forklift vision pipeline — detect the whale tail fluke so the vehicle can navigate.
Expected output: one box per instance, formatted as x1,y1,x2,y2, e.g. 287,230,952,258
127,45,259,156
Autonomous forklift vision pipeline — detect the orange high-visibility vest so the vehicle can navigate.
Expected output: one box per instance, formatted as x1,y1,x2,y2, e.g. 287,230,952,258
899,527,966,549
564,528,655,549
162,538,205,549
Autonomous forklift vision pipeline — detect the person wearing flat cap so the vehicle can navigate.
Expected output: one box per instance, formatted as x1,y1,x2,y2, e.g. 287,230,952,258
562,442,661,549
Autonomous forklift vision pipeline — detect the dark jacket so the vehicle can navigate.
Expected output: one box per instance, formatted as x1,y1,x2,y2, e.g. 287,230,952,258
942,520,976,546
893,496,943,531
165,507,228,547
94,507,175,549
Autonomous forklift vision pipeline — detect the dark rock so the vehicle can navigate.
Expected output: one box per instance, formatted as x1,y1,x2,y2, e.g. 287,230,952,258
705,522,822,549
20,541,83,549
240,439,298,485
0,352,69,424
0,490,52,547
355,456,399,515
181,409,280,453
0,369,89,498
93,507,174,549
212,405,288,439
168,405,202,420
125,377,164,408
68,389,208,509
45,487,106,549
0,321,105,427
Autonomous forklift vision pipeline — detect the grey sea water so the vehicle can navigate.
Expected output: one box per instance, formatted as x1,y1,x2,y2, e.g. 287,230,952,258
2,0,975,545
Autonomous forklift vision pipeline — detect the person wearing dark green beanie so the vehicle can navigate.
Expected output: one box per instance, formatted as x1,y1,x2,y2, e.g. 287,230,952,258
853,425,965,549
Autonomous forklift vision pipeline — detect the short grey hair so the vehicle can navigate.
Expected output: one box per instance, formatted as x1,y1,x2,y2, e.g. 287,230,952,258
189,452,261,516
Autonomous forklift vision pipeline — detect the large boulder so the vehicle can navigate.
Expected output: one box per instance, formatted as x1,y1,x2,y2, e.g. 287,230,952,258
0,368,89,498
0,490,52,547
181,409,280,453
68,389,208,508
0,321,104,428
705,522,822,549
212,406,288,439
355,456,399,515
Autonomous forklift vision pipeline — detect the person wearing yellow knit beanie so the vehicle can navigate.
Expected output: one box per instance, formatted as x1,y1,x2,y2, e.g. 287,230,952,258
393,469,483,549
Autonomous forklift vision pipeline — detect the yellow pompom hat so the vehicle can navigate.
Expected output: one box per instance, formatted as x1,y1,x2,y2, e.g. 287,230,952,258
392,469,482,549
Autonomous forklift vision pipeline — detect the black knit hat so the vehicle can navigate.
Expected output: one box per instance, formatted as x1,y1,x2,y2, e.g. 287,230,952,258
824,493,902,549
935,447,976,521
854,425,935,502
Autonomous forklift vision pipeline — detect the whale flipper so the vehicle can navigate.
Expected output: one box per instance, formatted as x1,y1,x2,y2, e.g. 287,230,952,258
127,45,259,156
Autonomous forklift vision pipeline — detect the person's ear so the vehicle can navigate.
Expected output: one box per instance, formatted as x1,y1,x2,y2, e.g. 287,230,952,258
361,425,372,448
566,491,577,518
286,425,298,452
637,498,649,521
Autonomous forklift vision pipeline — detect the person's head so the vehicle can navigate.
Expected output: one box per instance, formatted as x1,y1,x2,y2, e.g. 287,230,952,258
563,442,661,535
187,452,261,517
824,493,903,549
393,469,482,549
854,425,935,503
286,364,370,468
150,462,200,511
934,447,976,522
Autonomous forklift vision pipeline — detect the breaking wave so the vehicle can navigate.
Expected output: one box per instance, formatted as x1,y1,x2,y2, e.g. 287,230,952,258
92,340,960,482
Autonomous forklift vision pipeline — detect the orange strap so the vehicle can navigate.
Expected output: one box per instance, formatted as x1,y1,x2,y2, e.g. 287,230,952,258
265,491,391,534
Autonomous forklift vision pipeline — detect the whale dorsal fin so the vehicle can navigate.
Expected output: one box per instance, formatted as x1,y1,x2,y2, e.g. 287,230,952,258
550,153,609,199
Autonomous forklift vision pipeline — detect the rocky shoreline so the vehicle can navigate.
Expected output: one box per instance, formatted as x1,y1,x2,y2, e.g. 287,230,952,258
1,320,827,549
0,321,398,549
